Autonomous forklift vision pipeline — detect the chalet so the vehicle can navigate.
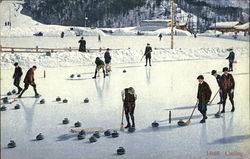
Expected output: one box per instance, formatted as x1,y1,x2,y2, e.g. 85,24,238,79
209,21,242,33
234,22,250,32
140,19,177,27
176,22,188,31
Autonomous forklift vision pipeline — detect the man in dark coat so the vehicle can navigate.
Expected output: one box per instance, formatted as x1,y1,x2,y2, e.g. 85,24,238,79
121,87,137,128
144,43,152,66
226,48,235,72
78,37,86,52
197,75,212,123
158,34,162,41
220,67,235,113
104,48,112,73
13,62,23,94
211,70,223,104
92,57,105,79
18,66,40,98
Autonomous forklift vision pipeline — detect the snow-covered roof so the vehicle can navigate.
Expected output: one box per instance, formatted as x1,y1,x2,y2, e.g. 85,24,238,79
210,22,240,29
234,22,249,30
141,19,172,22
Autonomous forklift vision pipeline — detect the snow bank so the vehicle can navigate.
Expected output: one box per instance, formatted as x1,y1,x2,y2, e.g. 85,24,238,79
1,47,248,69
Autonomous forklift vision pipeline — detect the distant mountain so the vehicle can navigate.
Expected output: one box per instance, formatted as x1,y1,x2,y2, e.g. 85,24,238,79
21,0,249,31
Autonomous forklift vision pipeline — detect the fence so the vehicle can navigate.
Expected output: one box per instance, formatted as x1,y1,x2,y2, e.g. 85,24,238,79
0,45,121,53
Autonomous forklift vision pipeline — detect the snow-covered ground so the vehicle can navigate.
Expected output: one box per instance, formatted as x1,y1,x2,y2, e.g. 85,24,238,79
1,58,249,159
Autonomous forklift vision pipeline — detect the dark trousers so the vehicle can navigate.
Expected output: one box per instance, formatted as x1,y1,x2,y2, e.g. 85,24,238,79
13,77,22,91
145,57,151,66
19,83,38,97
229,60,233,71
198,101,207,119
124,102,135,126
222,90,234,108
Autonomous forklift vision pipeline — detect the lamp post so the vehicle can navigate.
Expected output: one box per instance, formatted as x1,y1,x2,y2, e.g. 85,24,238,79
170,0,174,49
85,16,88,27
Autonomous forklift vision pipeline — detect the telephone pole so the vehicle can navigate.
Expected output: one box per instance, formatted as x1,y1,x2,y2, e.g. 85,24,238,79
170,0,174,49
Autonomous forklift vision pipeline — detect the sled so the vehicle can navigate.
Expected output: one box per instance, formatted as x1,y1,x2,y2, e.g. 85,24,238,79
70,127,103,133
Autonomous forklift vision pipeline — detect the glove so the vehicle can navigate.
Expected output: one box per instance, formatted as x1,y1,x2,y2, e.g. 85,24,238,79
230,89,234,93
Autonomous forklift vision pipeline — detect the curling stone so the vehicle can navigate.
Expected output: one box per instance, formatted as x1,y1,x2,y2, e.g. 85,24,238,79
151,121,159,128
117,147,125,155
79,130,86,136
74,121,81,127
40,99,45,104
93,131,100,138
89,136,97,143
123,70,126,73
111,130,119,138
36,133,44,140
177,120,186,126
104,130,111,136
56,97,61,102
128,127,135,133
77,74,81,77
14,104,20,109
3,97,8,104
12,89,17,94
77,134,85,140
7,140,16,148
63,99,68,103
62,118,69,124
84,98,89,103
70,74,74,78
0,106,7,111
215,113,221,118
7,91,12,96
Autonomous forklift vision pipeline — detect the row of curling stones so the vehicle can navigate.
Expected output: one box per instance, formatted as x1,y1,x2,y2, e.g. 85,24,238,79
0,104,20,111
151,111,172,128
6,89,17,96
7,133,44,148
55,97,68,103
70,74,81,78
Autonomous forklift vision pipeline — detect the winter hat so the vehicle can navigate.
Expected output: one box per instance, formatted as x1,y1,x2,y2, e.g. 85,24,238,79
197,75,204,80
227,48,233,51
14,62,18,66
128,87,135,94
222,67,229,72
147,43,150,46
106,48,110,51
211,70,217,75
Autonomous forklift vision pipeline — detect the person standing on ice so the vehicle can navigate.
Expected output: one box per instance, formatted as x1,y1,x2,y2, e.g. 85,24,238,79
211,70,223,104
78,37,86,52
121,87,137,128
197,75,212,123
144,43,152,66
13,62,23,94
92,57,105,79
18,66,40,98
104,48,111,73
220,67,235,113
158,34,162,41
226,48,235,72
98,34,101,42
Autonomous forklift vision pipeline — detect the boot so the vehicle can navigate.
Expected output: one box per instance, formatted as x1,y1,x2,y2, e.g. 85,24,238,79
230,99,235,112
18,90,25,98
17,88,23,94
125,114,131,129
204,112,207,119
221,104,225,113
131,114,135,128
92,70,97,79
103,70,105,78
200,119,205,123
